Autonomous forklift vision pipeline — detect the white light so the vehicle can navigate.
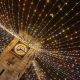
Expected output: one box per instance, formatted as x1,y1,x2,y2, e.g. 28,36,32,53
47,0,50,3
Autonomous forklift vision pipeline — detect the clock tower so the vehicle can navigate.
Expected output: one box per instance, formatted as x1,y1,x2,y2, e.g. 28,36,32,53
0,37,35,80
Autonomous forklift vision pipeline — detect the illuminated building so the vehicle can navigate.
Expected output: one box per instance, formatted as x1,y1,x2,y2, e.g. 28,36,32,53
0,0,80,80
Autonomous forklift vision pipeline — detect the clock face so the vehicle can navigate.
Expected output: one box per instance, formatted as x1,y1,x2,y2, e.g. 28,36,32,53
14,44,27,56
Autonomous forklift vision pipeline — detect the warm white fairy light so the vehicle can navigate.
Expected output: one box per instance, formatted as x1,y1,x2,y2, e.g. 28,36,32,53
30,4,47,35
38,1,80,39
32,0,59,36
11,0,16,32
41,11,80,42
26,0,34,34
27,0,42,34
34,0,69,38
0,0,80,80
0,0,12,30
20,0,27,33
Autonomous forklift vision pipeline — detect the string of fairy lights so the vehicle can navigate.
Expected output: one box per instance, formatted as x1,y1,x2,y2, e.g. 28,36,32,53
35,50,80,80
0,0,79,56
32,0,69,37
39,1,80,39
38,1,80,50
31,0,59,36
0,0,80,80
28,0,59,35
27,0,41,30
0,0,14,31
44,21,80,48
30,1,48,35
25,0,34,34
36,5,67,36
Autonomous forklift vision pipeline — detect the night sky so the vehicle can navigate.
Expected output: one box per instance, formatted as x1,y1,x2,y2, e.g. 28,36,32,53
0,0,80,80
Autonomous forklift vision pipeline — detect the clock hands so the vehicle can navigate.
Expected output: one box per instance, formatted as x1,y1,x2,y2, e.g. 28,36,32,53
14,44,27,55
17,48,26,53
